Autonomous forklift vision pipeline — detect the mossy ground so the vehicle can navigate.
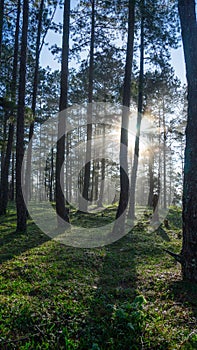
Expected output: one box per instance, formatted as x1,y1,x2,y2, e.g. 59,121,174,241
0,205,197,349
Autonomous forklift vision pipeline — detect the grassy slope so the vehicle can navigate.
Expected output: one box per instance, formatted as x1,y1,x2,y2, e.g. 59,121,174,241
0,206,197,349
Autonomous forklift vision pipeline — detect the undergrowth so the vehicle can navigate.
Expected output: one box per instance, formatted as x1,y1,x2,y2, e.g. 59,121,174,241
0,205,197,349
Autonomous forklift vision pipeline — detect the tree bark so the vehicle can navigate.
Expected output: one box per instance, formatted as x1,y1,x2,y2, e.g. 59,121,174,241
178,0,197,281
162,98,167,209
97,124,106,207
0,124,15,214
127,0,144,222
16,0,29,232
56,0,70,226
0,0,4,61
113,0,135,234
11,151,15,201
79,0,95,212
147,150,154,207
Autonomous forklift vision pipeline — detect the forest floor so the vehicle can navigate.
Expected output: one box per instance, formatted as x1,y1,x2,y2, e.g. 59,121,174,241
0,206,197,349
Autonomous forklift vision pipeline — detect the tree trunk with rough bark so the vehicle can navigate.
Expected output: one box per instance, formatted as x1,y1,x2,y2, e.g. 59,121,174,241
97,124,106,207
113,0,135,234
147,150,154,208
16,0,29,233
79,0,95,213
56,0,70,226
0,0,4,61
178,0,197,281
127,0,144,222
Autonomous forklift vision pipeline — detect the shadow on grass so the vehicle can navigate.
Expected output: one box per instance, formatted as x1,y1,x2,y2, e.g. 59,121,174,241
168,279,197,348
78,224,167,349
0,222,50,264
169,279,197,315
0,208,175,349
156,226,171,242
76,234,138,349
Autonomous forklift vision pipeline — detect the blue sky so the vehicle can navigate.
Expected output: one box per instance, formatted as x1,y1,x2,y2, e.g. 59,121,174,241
40,2,186,85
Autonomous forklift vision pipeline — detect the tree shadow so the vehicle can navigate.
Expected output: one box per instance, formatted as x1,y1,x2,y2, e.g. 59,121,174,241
169,279,197,316
77,227,167,349
0,214,175,349
77,234,138,348
0,222,50,264
156,225,171,242
168,279,197,347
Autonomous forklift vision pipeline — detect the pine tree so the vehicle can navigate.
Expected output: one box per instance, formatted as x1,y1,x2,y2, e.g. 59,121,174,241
178,0,197,281
113,0,135,234
16,0,29,232
56,0,70,226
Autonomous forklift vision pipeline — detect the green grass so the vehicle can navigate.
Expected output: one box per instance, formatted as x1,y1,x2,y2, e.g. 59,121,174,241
0,206,197,349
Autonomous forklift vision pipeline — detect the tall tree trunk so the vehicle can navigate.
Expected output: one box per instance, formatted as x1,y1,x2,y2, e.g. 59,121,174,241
178,0,197,281
25,0,44,206
16,0,29,233
0,124,15,214
152,109,161,223
49,145,54,202
11,151,15,201
128,0,144,222
90,159,95,202
113,0,135,234
0,0,20,216
56,0,70,226
97,124,105,207
79,0,95,212
162,98,167,209
147,149,154,207
0,114,7,185
0,0,4,61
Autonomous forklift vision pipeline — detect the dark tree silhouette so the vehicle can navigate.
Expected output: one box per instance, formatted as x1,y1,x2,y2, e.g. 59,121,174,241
128,0,144,222
178,0,197,281
56,0,70,226
0,0,4,61
16,0,29,232
114,0,135,233
78,0,95,213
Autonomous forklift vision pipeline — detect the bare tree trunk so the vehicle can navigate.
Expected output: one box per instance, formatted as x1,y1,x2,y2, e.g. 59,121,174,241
147,150,154,207
0,115,7,177
113,0,135,234
97,124,105,207
11,151,15,201
49,144,54,202
0,124,15,214
128,0,144,222
16,0,29,233
0,0,4,61
152,109,161,223
178,0,197,281
79,0,95,213
162,98,167,209
56,0,70,226
90,159,95,202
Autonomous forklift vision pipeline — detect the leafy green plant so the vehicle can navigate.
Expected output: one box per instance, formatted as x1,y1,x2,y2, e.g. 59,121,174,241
111,295,147,348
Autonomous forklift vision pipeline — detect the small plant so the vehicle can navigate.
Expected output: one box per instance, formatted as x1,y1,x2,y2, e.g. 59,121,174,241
111,295,147,348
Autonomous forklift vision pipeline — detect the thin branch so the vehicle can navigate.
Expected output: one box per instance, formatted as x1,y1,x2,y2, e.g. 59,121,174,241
39,4,58,54
163,248,183,263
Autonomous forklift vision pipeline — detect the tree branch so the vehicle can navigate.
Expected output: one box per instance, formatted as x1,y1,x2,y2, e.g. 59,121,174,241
163,248,183,263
